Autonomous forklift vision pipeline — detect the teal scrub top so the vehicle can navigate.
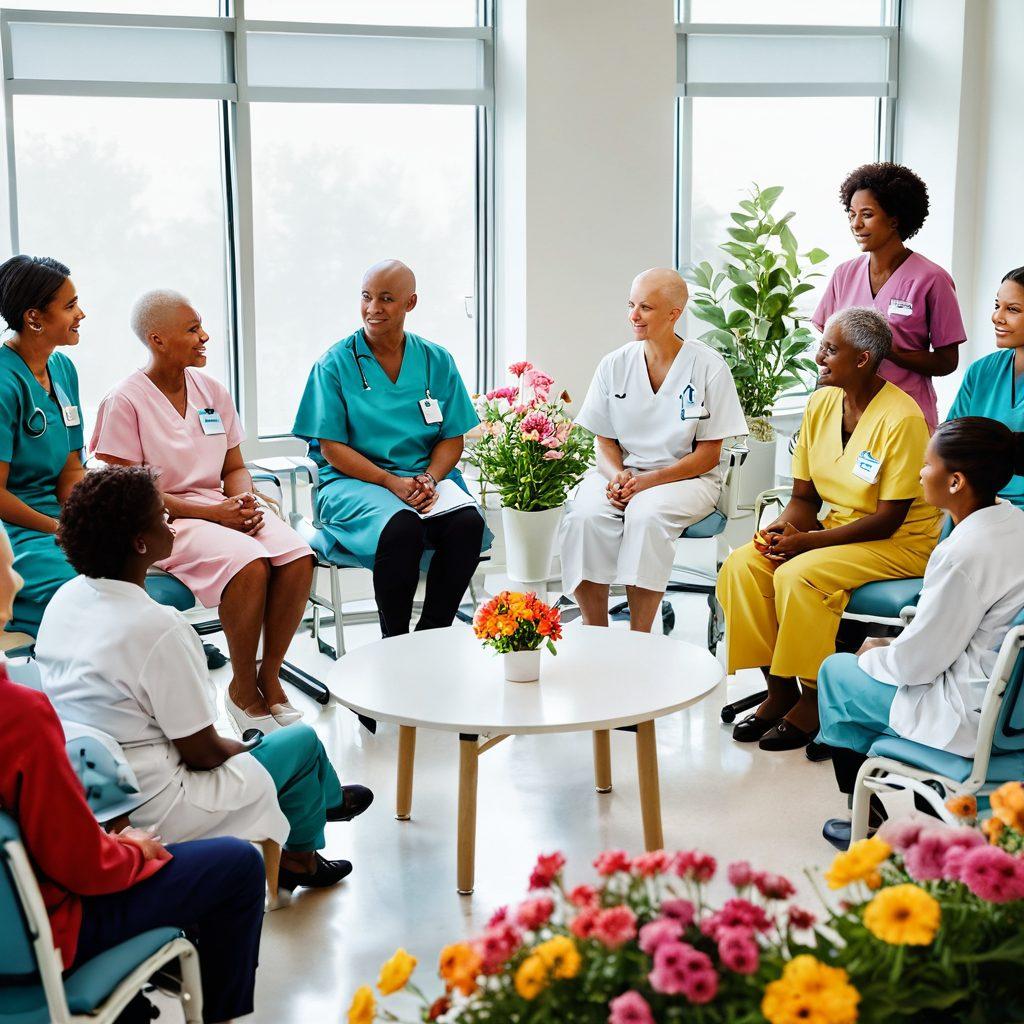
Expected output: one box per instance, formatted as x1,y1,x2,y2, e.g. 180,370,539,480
947,350,1024,508
293,330,479,486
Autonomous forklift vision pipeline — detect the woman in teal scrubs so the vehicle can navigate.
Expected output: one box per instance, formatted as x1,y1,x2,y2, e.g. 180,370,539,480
0,255,85,636
293,260,490,636
947,266,1024,507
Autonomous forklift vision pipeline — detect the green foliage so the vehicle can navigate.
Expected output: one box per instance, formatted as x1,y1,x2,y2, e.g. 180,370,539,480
684,183,826,421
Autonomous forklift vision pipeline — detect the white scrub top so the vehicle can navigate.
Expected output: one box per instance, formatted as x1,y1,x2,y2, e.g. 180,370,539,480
36,575,287,844
575,338,748,479
860,502,1024,755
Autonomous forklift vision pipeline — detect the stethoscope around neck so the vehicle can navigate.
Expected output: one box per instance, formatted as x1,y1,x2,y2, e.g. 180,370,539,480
16,373,66,439
350,331,432,399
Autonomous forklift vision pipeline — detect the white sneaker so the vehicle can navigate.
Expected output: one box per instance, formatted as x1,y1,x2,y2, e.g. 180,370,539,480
270,702,304,727
225,693,281,736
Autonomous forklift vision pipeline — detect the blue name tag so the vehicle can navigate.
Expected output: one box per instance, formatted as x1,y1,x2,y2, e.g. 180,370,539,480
198,408,225,436
679,384,710,421
852,449,882,484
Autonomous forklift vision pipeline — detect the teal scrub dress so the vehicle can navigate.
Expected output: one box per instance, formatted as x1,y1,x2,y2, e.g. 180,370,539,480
0,345,83,635
947,350,1024,508
293,330,492,567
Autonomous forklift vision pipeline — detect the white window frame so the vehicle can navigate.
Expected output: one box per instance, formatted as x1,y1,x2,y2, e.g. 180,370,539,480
0,0,495,456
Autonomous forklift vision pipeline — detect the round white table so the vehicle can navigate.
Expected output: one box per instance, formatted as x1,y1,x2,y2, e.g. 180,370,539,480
325,625,723,893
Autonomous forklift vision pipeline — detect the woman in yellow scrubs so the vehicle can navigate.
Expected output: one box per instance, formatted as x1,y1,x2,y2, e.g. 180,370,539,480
717,307,941,751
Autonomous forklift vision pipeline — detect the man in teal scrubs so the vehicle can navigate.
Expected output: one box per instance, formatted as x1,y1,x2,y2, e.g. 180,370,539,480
293,260,491,636
0,255,86,637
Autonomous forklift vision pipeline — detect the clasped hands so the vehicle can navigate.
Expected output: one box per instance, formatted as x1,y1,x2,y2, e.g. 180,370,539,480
117,825,172,863
388,472,439,513
606,469,654,510
753,521,818,561
212,492,264,535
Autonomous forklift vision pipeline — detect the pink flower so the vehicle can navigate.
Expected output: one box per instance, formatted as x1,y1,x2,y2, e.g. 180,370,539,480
754,871,796,900
569,905,599,940
608,991,655,1024
959,846,1024,902
716,927,759,975
878,818,927,853
568,884,599,909
594,849,631,876
515,896,554,931
528,851,565,890
520,411,556,441
727,860,754,890
485,385,519,402
701,898,770,940
638,917,683,955
648,942,711,995
472,922,522,974
660,899,696,928
905,827,982,882
592,905,638,949
508,360,534,377
632,850,672,877
674,850,717,882
540,434,562,448
542,449,564,460
786,906,817,931
524,369,555,402
682,968,719,1004
487,906,509,927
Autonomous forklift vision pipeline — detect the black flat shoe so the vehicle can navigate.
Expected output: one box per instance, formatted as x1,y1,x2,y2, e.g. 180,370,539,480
758,719,816,751
279,852,353,892
732,713,781,742
822,800,888,851
805,741,833,763
327,784,375,822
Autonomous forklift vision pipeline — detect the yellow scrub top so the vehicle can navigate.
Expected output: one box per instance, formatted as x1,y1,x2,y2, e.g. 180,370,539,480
792,381,941,541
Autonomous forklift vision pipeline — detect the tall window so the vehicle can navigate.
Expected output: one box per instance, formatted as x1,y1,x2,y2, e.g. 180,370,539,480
0,2,492,453
676,2,900,331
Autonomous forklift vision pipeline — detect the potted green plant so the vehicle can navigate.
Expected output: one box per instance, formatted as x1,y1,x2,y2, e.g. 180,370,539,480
684,183,827,503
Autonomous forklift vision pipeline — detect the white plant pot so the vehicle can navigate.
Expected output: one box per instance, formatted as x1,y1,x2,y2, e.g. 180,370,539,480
737,435,777,512
504,648,541,683
501,505,564,583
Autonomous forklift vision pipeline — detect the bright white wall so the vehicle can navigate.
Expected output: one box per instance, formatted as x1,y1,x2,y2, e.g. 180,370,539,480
494,0,677,404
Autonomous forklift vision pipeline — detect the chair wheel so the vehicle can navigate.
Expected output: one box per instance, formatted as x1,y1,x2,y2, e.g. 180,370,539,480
720,706,737,724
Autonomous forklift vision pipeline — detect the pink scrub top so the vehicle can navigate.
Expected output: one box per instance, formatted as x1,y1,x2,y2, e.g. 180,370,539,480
812,252,966,431
90,368,312,607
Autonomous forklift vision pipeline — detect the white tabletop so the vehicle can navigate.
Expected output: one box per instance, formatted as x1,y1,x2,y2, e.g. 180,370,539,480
325,625,723,736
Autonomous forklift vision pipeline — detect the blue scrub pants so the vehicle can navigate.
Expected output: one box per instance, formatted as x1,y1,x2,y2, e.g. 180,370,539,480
74,837,264,1024
250,724,343,852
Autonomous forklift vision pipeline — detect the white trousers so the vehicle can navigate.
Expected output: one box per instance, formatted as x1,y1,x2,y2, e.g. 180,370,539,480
559,470,719,596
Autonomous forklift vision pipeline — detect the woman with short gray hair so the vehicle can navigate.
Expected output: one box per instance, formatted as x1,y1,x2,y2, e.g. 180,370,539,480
716,306,942,752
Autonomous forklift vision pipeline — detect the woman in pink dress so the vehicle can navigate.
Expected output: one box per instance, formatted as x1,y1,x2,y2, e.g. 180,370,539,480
91,289,315,735
813,162,967,431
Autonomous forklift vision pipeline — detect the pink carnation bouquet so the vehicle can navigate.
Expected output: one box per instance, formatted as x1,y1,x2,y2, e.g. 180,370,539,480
465,361,593,511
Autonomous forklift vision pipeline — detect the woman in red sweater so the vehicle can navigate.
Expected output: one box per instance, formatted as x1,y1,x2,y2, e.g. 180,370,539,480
0,524,265,1023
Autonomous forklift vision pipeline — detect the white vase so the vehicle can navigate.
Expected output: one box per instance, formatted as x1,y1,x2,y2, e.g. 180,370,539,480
503,649,541,683
500,505,564,583
737,435,777,511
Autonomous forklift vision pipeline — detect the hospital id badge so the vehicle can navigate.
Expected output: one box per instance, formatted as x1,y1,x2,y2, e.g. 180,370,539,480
419,397,443,425
61,403,80,427
852,449,882,484
888,299,913,317
680,384,709,421
198,408,226,435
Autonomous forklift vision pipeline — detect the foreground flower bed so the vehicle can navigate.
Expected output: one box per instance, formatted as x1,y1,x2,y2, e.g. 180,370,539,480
349,782,1024,1023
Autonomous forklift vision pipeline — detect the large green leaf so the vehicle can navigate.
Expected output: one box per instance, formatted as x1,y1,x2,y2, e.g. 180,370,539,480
791,282,816,298
690,302,728,329
779,223,798,256
683,262,710,289
720,241,752,260
730,283,758,311
727,226,758,244
738,199,757,214
726,264,754,286
758,185,784,210
805,247,829,264
770,211,796,233
726,309,752,329
730,211,754,226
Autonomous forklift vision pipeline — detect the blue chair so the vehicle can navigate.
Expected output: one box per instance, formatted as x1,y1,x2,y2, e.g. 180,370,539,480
0,812,203,1024
850,609,1024,840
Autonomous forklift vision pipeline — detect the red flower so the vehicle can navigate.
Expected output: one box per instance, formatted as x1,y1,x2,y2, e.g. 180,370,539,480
593,849,631,876
428,996,452,1020
568,884,599,909
472,922,522,974
786,906,817,931
753,871,796,900
528,851,565,890
592,905,638,949
674,850,717,882
570,905,600,940
632,849,672,877
515,896,555,931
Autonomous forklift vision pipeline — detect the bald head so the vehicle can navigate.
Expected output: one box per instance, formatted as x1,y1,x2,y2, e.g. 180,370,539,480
632,268,688,308
627,268,689,343
362,259,416,296
361,260,418,341
130,289,193,346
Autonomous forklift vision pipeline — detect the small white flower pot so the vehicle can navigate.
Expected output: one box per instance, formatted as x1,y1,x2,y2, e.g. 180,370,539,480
501,505,564,583
503,649,542,683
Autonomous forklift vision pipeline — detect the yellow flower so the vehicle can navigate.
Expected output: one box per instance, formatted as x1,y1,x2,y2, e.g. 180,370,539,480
534,935,581,979
991,781,1024,831
377,948,417,995
514,954,549,1000
863,884,941,946
761,956,860,1024
825,837,892,890
347,986,376,1024
438,943,480,996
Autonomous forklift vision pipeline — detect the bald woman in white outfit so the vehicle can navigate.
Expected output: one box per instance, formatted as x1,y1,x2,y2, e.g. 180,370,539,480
559,268,747,632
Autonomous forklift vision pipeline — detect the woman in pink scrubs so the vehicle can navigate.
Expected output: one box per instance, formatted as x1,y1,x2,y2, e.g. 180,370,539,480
813,162,966,431
91,290,315,735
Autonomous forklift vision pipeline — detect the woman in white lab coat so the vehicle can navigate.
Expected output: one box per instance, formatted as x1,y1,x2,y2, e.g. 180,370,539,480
559,268,748,632
817,416,1024,848
36,465,373,892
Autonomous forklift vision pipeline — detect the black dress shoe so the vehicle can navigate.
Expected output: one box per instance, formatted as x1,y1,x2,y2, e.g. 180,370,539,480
823,800,887,851
731,713,781,742
279,853,353,892
326,784,375,822
805,741,833,763
758,719,815,751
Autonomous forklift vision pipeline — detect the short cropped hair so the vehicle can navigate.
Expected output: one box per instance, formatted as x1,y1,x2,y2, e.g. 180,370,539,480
58,466,161,579
130,288,190,344
825,306,892,371
839,162,929,241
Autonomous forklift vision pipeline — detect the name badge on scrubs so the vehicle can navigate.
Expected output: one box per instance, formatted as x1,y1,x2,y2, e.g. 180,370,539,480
419,396,443,425
888,299,913,317
61,403,80,427
679,384,709,421
852,450,883,484
197,408,226,435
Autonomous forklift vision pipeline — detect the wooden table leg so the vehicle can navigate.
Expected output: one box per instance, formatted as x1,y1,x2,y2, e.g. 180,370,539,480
635,720,664,850
593,730,612,793
457,734,479,895
396,725,416,821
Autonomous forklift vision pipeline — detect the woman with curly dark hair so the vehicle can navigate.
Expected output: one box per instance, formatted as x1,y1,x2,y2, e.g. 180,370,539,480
812,162,966,431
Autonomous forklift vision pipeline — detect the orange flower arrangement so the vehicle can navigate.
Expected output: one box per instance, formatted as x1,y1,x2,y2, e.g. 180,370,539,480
473,590,563,655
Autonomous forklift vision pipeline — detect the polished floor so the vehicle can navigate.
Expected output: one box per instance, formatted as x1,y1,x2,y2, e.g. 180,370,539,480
183,584,857,1024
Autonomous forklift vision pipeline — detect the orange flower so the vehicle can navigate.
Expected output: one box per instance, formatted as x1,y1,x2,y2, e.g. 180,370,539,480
982,817,1006,843
438,943,481,996
991,782,1024,831
945,794,978,820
